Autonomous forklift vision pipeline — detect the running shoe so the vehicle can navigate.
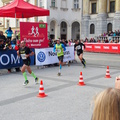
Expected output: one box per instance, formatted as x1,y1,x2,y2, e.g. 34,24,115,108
23,80,29,86
35,77,39,84
83,64,86,68
57,72,61,76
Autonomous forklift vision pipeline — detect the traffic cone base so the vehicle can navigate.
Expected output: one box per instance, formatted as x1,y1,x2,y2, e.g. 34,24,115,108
105,76,111,78
77,82,85,86
37,94,47,98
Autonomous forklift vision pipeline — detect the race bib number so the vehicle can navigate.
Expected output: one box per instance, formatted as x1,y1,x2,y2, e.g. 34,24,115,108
57,49,61,53
21,54,26,60
77,45,81,50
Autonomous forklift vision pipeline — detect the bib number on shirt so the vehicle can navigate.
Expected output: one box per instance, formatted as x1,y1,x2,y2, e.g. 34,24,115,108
21,54,26,60
77,45,81,50
57,49,61,53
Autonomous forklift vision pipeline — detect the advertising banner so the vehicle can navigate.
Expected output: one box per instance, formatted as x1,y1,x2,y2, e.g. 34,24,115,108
0,49,35,69
20,22,48,48
35,46,74,66
85,43,120,54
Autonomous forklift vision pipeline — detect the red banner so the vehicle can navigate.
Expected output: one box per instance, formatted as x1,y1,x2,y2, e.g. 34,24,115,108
85,43,120,54
20,22,48,48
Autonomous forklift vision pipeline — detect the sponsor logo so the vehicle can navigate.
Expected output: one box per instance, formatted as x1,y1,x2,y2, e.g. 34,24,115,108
37,52,46,62
95,46,101,49
0,54,20,66
86,46,92,48
103,46,109,49
48,51,70,56
112,46,118,50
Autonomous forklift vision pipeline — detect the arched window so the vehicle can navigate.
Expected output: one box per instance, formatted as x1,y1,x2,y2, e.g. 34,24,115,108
90,24,95,34
107,23,112,32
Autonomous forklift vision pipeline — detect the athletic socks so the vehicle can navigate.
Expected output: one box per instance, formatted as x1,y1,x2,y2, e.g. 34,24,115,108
82,61,85,66
59,65,62,73
23,72,27,81
31,71,37,79
82,58,85,62
60,64,62,69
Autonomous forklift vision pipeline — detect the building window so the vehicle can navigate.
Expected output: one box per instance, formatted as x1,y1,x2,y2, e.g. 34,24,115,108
61,22,67,28
107,23,112,32
74,0,79,9
61,0,67,8
90,24,95,34
36,0,38,6
6,20,9,29
110,1,115,13
39,0,42,7
51,0,56,7
91,3,96,14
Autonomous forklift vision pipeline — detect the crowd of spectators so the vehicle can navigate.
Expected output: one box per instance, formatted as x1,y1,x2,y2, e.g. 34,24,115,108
0,27,21,72
101,30,120,37
84,30,120,43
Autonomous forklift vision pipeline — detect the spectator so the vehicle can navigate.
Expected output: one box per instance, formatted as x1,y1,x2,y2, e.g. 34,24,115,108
14,40,21,72
103,32,106,37
6,43,12,73
85,38,88,43
90,38,93,43
15,40,20,51
92,88,120,120
114,40,117,43
109,40,113,43
5,27,13,41
93,38,96,43
105,39,109,43
101,40,104,43
113,32,116,36
6,43,12,50
0,39,5,50
117,39,119,43
0,31,7,44
117,30,120,36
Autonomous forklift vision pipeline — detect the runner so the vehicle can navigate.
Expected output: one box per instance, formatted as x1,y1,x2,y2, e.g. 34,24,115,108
53,39,68,76
74,40,86,68
17,41,39,85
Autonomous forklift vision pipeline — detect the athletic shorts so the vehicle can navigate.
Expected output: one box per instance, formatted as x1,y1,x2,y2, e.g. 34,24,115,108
23,60,31,66
77,52,83,56
58,55,64,62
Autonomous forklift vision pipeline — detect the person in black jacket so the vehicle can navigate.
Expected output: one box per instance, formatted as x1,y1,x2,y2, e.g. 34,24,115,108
0,31,7,44
74,40,86,68
0,39,5,51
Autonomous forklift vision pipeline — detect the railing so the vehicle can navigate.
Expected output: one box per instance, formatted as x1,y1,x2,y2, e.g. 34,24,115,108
97,36,120,40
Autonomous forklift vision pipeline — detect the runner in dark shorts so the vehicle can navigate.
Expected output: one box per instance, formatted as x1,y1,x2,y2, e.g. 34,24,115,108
17,41,39,86
74,40,86,68
58,55,64,62
53,39,69,76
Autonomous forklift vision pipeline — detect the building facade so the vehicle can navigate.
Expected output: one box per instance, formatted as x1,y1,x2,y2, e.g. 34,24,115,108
81,0,120,39
0,0,82,40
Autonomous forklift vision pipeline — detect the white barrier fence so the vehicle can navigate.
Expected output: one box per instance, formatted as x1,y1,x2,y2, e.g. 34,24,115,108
35,46,74,66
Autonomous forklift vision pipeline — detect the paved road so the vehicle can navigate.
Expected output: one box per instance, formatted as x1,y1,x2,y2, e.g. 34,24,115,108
0,52,120,120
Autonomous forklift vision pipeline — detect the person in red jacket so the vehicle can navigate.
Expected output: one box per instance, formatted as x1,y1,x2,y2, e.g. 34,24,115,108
15,40,21,72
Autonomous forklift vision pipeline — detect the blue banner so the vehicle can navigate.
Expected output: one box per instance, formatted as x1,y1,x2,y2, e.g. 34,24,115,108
0,49,35,69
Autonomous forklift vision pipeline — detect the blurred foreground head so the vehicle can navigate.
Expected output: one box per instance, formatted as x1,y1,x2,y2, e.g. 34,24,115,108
92,88,120,120
20,41,26,47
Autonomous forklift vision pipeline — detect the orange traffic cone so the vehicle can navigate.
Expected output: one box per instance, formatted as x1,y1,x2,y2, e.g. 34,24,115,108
37,80,47,98
105,66,111,78
78,72,85,86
